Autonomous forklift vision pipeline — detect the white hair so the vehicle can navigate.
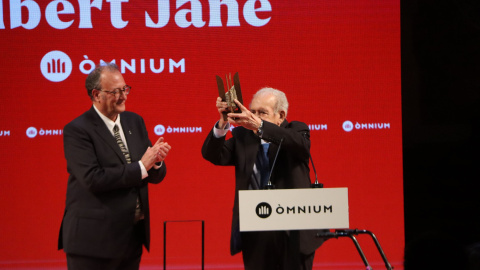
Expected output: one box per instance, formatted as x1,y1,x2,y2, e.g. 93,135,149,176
253,87,289,117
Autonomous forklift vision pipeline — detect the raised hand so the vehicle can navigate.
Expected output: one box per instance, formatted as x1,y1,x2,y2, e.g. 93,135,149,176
141,137,171,170
227,99,262,132
216,97,229,129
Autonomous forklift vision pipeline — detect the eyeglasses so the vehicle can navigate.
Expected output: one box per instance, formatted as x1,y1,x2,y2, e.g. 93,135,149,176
98,85,131,97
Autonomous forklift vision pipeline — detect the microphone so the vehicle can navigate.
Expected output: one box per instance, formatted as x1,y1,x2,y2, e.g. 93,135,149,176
316,231,341,239
316,230,350,239
303,133,323,188
263,138,284,190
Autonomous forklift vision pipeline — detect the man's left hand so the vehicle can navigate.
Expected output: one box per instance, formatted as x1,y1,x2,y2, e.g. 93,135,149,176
227,99,262,132
141,137,171,170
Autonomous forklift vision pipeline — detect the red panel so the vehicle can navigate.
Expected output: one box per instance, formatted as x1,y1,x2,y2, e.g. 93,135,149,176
0,0,402,269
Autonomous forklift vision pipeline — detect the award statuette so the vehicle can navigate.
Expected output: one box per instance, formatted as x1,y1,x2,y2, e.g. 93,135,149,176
216,72,244,121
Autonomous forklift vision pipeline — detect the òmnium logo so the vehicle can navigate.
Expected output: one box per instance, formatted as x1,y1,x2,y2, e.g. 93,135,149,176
342,121,353,132
40,51,72,82
26,127,37,138
256,202,272,218
154,125,165,136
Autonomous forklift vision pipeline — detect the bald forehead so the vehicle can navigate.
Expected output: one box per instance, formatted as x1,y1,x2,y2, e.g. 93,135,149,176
100,70,125,88
100,68,121,78
100,69,122,80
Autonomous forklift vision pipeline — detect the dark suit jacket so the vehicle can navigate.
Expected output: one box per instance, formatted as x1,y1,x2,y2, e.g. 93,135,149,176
201,119,324,256
58,106,166,258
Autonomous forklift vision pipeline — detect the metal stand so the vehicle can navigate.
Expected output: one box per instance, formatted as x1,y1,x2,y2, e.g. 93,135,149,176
163,220,205,270
317,229,393,270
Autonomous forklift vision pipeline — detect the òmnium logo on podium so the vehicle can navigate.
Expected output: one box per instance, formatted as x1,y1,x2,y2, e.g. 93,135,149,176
256,202,272,218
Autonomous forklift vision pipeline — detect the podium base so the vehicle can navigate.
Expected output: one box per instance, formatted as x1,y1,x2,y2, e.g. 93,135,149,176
317,229,393,270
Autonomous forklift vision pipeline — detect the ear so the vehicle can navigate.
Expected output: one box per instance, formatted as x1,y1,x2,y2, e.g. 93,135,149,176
277,110,286,125
92,89,101,101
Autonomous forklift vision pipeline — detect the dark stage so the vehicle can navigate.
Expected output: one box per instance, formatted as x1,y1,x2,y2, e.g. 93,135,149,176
402,1,480,269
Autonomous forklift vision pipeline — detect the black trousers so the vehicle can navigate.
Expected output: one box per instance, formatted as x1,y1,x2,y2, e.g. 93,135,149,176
241,230,315,270
66,221,145,270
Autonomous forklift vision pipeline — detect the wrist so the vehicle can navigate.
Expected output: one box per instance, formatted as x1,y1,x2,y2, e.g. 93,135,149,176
153,161,163,169
256,120,264,138
217,119,227,129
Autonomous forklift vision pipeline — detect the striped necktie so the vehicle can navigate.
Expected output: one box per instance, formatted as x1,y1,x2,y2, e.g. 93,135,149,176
113,124,143,222
113,125,131,163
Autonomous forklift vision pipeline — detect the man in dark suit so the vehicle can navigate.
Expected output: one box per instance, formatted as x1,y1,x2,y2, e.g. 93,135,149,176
202,87,324,270
58,63,171,270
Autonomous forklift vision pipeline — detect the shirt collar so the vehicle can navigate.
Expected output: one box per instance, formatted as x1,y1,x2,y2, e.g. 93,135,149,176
92,104,121,133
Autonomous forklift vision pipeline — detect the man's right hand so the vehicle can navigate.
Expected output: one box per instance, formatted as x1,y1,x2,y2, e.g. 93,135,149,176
216,97,229,129
141,137,171,171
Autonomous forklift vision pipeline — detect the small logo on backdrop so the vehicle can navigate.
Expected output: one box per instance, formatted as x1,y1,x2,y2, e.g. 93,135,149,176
26,127,37,138
256,202,272,219
154,125,165,136
40,51,72,82
342,121,353,132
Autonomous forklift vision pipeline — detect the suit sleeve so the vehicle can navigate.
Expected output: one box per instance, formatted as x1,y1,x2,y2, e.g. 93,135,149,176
140,116,167,184
262,120,311,160
144,163,166,184
63,122,144,193
201,128,236,166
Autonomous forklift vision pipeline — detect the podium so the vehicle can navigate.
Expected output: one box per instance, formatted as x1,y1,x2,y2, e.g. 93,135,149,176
239,188,393,270
239,188,349,231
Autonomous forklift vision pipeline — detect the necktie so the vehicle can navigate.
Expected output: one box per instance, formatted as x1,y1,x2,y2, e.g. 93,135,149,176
113,125,131,163
257,143,270,188
113,125,143,221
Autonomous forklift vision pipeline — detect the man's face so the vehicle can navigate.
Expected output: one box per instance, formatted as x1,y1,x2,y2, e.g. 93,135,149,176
95,70,127,120
250,93,285,126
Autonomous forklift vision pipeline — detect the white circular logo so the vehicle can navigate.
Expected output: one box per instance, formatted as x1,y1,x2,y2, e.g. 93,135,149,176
26,127,38,138
343,121,353,132
154,125,165,136
40,51,72,82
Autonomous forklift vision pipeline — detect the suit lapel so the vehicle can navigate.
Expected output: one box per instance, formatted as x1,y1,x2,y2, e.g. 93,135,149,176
268,119,288,161
244,131,260,169
121,115,141,162
267,142,277,167
87,107,128,164
239,131,259,189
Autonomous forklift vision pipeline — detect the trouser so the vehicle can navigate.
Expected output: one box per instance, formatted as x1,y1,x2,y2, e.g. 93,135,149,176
66,221,145,270
241,230,315,270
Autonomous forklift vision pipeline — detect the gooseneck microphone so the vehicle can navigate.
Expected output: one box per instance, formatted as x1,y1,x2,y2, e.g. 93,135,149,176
263,138,284,190
303,132,323,188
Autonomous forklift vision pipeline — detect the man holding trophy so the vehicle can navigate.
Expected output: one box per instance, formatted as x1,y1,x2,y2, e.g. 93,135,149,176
202,82,324,270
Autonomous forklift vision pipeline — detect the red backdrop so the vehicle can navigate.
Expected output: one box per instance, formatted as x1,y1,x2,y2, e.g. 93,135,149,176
0,0,402,269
